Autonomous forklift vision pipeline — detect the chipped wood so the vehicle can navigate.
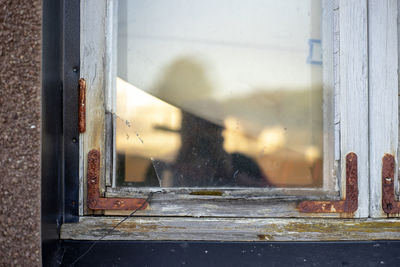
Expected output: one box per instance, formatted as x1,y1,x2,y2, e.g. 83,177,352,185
61,217,400,241
338,0,369,218
368,0,398,217
80,0,109,215
104,187,342,218
322,0,339,193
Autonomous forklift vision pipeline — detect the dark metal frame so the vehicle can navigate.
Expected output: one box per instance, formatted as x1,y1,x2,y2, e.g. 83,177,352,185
61,0,81,224
42,0,80,265
60,240,400,267
42,0,63,264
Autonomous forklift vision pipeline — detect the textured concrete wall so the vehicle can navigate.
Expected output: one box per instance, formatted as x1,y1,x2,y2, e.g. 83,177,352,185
0,1,42,266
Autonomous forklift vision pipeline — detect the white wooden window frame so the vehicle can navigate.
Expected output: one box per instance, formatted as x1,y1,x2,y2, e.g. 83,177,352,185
78,0,368,218
102,0,341,219
369,0,399,218
61,0,400,242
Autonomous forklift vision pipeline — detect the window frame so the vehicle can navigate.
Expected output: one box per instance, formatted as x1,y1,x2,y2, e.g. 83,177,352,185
55,0,400,246
78,0,369,219
108,0,337,196
69,0,379,240
103,0,341,218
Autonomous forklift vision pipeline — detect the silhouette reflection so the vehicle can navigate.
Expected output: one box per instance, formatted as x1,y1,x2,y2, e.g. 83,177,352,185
115,0,324,188
149,111,270,187
116,57,271,187
149,57,270,187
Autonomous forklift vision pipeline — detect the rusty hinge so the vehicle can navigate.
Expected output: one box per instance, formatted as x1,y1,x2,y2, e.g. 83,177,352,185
298,152,358,213
87,149,148,210
78,78,86,133
382,154,400,214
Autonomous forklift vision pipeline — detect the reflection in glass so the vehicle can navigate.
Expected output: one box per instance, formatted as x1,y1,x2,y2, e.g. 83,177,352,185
115,0,323,188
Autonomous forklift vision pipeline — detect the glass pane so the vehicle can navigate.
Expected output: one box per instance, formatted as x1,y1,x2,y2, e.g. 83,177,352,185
115,0,323,188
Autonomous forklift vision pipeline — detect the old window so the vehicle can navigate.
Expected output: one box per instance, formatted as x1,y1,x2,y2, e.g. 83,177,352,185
81,0,359,218
61,0,400,241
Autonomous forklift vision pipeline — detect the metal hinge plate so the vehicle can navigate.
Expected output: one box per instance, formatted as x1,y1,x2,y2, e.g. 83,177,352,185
87,149,148,210
78,78,86,133
298,152,358,213
382,154,400,214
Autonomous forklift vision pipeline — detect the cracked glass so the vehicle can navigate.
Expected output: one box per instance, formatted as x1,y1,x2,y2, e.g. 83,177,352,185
113,0,323,188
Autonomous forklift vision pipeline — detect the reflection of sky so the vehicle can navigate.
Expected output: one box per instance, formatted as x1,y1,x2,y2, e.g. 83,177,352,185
117,0,322,99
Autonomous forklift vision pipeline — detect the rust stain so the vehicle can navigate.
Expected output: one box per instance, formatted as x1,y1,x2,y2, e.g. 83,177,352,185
78,78,86,133
382,154,400,214
190,191,223,196
257,234,273,241
298,152,358,213
87,149,148,210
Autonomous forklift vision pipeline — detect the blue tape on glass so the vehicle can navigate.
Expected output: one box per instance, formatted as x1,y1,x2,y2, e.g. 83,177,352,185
307,39,322,65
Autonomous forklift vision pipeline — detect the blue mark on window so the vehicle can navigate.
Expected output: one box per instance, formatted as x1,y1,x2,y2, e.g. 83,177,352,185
307,39,322,65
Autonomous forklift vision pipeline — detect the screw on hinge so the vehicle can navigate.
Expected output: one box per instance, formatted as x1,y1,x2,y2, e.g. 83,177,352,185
298,152,358,213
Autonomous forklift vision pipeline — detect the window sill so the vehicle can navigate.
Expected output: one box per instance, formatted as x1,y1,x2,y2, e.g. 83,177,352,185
61,217,400,241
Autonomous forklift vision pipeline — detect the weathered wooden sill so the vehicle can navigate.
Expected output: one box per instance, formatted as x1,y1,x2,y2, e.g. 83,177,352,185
61,217,400,241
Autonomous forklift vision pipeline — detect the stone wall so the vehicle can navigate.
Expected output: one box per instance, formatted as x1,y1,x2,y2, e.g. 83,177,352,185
0,1,42,266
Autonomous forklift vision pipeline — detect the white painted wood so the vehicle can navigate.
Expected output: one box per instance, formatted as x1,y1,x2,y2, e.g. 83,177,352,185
107,187,339,198
333,0,341,192
333,0,341,165
104,188,342,218
398,0,400,196
322,0,338,193
323,0,334,189
105,0,117,114
61,217,400,241
104,0,118,187
369,0,398,217
80,0,108,214
338,0,369,217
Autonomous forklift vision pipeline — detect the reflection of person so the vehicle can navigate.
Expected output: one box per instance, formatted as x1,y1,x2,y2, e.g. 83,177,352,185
172,111,231,186
168,111,270,187
147,111,270,187
145,57,270,187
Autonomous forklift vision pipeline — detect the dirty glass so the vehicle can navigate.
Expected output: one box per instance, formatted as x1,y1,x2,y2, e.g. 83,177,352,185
114,0,323,188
